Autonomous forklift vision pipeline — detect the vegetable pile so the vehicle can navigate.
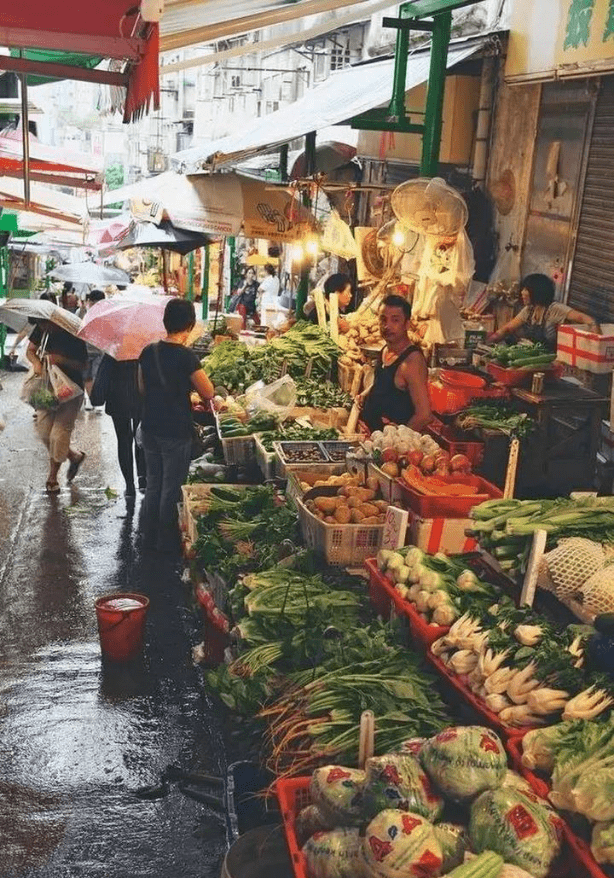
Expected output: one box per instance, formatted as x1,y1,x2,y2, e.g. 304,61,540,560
455,403,534,439
358,424,453,480
217,410,279,438
338,310,383,367
400,464,479,498
487,342,557,370
469,496,614,576
294,379,353,410
258,424,338,452
304,475,389,525
296,726,564,878
521,712,614,866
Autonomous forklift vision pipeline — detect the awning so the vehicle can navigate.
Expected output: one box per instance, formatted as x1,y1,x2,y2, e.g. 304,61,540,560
0,3,159,122
0,177,86,226
0,131,103,191
172,37,486,174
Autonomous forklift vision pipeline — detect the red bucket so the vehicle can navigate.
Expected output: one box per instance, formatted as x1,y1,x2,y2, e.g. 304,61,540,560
95,593,149,661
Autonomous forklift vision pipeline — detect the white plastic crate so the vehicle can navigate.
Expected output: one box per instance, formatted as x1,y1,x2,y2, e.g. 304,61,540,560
557,324,614,374
215,413,257,465
181,483,246,545
296,498,384,567
254,433,277,480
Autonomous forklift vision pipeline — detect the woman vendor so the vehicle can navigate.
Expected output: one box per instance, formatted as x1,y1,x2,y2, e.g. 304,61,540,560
303,273,353,332
359,295,432,433
488,273,599,350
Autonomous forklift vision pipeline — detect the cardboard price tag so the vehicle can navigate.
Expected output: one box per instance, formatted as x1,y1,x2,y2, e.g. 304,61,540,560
382,505,408,550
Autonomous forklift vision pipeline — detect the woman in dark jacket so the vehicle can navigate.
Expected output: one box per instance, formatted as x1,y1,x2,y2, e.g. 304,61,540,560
103,357,146,497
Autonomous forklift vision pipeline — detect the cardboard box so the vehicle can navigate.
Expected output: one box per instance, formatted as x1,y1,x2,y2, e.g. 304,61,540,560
600,419,614,463
557,324,614,374
407,511,478,555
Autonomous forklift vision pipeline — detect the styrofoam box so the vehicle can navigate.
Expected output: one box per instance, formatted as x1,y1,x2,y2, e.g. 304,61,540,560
407,511,477,555
367,461,403,504
557,324,614,374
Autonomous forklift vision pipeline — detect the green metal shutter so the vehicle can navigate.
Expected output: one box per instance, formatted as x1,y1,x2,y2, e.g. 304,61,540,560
567,76,614,323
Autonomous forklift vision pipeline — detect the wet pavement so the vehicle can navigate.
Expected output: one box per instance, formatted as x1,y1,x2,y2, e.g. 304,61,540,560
0,364,229,878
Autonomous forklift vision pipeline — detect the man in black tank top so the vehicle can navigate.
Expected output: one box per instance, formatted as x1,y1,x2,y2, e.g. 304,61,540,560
360,295,432,433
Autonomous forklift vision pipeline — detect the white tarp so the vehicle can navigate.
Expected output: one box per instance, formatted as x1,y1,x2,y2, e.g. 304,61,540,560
172,38,485,174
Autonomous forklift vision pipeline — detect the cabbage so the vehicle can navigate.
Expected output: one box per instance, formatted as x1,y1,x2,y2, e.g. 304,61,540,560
362,809,443,878
295,805,333,846
591,821,614,865
309,765,365,826
303,827,362,878
469,787,563,878
420,726,507,800
363,754,444,822
501,770,534,797
433,822,468,871
394,738,426,757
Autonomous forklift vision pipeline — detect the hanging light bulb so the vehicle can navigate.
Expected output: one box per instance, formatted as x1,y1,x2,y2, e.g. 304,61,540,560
291,242,304,262
305,236,319,257
392,225,405,247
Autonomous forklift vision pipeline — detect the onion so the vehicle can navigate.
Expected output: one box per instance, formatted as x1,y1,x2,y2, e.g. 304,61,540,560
421,455,436,473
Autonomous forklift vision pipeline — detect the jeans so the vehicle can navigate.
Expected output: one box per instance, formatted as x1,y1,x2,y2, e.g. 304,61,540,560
141,430,191,553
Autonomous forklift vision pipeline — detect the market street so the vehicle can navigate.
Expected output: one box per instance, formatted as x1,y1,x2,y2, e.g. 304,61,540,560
0,368,228,878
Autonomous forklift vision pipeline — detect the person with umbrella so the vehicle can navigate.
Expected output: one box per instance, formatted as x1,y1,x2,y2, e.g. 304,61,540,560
26,318,88,493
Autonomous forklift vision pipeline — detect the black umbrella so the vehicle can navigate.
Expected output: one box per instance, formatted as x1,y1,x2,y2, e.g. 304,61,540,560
117,220,212,255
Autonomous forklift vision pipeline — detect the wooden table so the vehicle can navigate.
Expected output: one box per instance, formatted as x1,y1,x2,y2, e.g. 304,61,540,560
511,380,609,494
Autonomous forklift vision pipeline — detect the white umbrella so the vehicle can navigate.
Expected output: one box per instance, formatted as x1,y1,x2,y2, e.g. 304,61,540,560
0,298,82,334
49,262,131,286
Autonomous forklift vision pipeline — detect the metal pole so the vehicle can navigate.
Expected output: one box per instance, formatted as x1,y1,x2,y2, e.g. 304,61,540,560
305,131,317,175
201,245,209,321
387,3,411,121
420,10,452,177
279,143,289,182
19,51,30,209
187,250,194,301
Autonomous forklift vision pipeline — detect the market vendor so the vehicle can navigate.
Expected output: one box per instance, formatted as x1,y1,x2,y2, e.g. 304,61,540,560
304,273,353,332
487,273,599,350
359,294,432,433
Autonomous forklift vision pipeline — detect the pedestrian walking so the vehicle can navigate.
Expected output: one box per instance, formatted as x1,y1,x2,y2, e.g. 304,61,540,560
138,299,214,554
26,320,87,493
82,289,105,409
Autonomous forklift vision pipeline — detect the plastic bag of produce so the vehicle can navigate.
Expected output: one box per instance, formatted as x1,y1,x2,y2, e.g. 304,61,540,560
363,754,444,821
469,787,563,878
361,809,443,878
244,374,296,420
303,827,362,878
309,766,365,826
433,823,468,872
591,821,614,865
394,738,426,756
295,805,334,846
420,726,507,800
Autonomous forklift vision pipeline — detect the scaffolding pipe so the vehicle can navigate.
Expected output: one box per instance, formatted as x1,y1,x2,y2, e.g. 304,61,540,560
472,55,495,186
19,51,30,209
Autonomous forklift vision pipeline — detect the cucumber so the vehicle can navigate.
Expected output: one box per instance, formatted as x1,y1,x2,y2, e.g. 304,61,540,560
445,850,504,877
210,486,243,502
510,355,556,368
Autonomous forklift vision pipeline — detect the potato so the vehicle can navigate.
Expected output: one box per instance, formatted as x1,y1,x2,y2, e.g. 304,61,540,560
374,500,389,513
337,486,347,497
306,500,316,512
334,506,352,524
366,476,380,493
325,516,338,524
350,509,365,523
362,516,380,524
314,480,327,487
377,514,386,523
354,488,377,503
315,496,338,514
347,496,362,508
359,503,379,518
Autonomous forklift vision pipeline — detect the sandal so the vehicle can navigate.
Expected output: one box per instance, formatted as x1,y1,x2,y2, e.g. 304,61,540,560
67,451,86,482
45,481,60,494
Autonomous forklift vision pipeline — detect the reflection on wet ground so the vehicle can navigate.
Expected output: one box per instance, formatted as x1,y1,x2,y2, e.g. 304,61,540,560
0,370,228,877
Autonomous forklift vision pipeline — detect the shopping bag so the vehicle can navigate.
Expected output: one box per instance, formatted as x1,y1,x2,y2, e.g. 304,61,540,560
48,364,83,404
20,369,58,410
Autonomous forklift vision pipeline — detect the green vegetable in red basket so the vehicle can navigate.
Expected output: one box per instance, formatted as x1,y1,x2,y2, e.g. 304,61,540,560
433,822,469,872
309,766,366,826
420,726,507,801
363,754,444,822
361,809,443,878
295,805,334,846
303,827,362,878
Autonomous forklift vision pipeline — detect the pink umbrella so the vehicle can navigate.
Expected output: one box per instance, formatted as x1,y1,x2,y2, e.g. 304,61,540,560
77,295,174,360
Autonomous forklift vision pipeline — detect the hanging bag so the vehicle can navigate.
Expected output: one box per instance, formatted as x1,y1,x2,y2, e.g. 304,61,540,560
48,363,83,404
89,354,114,407
20,331,57,410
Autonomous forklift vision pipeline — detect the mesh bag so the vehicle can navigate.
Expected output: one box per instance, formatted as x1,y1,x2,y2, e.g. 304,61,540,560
578,564,614,616
543,538,607,598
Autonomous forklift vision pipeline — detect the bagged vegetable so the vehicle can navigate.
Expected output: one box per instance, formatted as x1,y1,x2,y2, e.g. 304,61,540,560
363,754,444,822
420,726,507,800
469,787,562,878
361,809,442,878
591,820,614,865
244,374,296,420
303,827,362,878
501,771,534,797
395,738,427,756
433,822,468,872
309,765,365,826
295,805,334,846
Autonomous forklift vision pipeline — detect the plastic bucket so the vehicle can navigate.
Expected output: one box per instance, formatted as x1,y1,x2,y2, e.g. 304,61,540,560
95,593,149,661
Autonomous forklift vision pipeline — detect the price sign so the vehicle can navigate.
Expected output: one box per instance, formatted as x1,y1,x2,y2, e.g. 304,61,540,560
382,505,408,550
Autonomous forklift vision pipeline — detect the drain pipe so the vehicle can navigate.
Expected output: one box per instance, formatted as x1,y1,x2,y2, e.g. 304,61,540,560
472,55,495,188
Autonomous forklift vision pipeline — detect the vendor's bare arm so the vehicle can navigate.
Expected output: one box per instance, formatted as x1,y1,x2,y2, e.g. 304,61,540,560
401,351,432,431
191,368,215,401
26,341,43,375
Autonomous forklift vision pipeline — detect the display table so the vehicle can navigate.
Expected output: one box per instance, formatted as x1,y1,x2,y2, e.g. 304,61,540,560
511,379,609,494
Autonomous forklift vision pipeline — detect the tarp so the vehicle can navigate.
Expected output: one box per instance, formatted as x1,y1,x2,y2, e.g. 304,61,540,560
0,131,103,189
172,38,485,173
0,177,86,225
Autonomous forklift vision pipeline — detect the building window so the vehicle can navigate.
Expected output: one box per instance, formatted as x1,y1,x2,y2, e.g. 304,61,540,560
231,75,241,88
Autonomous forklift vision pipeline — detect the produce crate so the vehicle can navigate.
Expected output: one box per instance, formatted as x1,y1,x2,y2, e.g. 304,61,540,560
181,483,246,545
426,417,484,467
428,379,509,415
485,360,563,387
337,361,361,393
285,464,348,507
407,513,478,554
254,433,277,480
195,584,230,665
215,413,257,466
365,558,448,647
367,461,403,503
557,324,614,374
296,497,384,567
274,441,329,477
506,737,609,878
288,406,349,430
397,473,502,519
276,776,311,878
321,440,361,462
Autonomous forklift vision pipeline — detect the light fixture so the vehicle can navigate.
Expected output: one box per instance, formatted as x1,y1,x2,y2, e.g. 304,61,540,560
305,236,319,256
291,242,304,261
392,226,405,247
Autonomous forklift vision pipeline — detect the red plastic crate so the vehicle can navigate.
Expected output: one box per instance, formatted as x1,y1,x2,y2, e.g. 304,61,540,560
276,776,312,878
427,417,484,467
428,379,509,415
506,735,551,798
397,473,503,519
365,558,448,648
486,360,564,387
195,585,230,664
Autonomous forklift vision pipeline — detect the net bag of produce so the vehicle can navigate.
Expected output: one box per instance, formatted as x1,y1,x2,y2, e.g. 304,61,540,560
469,787,563,878
420,726,507,800
303,827,362,878
309,766,366,826
433,822,468,872
579,563,614,615
363,753,444,821
361,809,443,878
542,537,607,598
